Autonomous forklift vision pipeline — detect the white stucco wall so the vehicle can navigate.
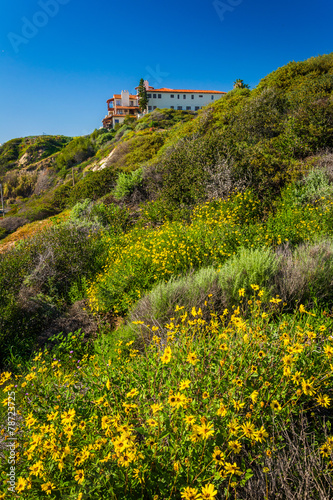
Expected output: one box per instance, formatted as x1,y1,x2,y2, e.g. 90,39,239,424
121,91,130,107
112,116,126,127
146,92,224,112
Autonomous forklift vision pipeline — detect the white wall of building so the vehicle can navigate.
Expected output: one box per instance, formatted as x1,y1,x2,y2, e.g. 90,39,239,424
146,92,224,112
121,90,130,107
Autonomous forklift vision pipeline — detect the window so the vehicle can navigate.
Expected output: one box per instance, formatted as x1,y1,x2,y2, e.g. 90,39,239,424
115,119,119,124
147,94,151,98
148,106,152,111
186,106,191,110
171,94,174,98
191,95,194,99
116,100,121,106
183,95,186,99
211,95,214,100
177,106,182,110
170,106,174,109
153,94,156,98
195,106,200,111
158,94,162,98
199,95,203,98
153,106,157,109
177,94,180,99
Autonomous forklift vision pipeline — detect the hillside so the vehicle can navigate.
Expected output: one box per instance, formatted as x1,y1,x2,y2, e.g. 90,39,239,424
1,53,333,499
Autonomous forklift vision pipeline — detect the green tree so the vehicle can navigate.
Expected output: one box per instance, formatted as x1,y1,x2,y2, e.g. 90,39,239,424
233,79,250,89
138,78,148,112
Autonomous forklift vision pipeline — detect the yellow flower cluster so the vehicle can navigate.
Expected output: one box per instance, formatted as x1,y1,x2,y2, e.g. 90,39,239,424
1,290,332,498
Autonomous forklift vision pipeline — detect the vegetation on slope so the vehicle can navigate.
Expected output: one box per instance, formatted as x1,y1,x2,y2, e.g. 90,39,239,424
1,53,333,499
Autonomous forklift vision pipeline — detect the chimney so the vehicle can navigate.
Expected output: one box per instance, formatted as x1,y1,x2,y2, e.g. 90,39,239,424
121,90,130,107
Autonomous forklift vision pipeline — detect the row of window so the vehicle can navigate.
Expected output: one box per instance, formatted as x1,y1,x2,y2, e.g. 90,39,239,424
148,105,202,111
147,93,215,100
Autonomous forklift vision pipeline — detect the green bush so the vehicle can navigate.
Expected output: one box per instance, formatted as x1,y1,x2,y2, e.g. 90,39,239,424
0,221,108,368
113,168,143,200
124,133,166,170
129,266,218,334
68,167,116,205
291,168,333,205
20,202,58,222
154,134,229,207
217,247,279,303
55,136,96,171
95,132,115,149
51,182,72,210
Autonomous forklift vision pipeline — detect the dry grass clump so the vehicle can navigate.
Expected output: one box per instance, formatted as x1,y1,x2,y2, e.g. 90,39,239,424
238,413,333,500
275,240,333,310
0,216,29,235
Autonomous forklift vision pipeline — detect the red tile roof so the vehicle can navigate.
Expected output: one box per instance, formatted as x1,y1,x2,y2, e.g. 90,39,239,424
108,94,138,100
113,106,139,109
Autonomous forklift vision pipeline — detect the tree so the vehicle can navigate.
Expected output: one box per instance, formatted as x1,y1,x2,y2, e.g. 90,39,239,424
233,79,250,89
137,78,148,112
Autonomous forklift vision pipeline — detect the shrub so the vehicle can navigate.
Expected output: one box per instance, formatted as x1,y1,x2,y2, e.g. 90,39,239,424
20,202,58,222
113,168,143,200
3,171,38,199
155,133,229,206
129,247,279,338
51,182,72,210
275,239,333,310
232,88,287,143
90,202,133,234
291,168,333,205
68,167,116,205
55,136,96,171
217,247,280,304
129,266,219,334
124,133,166,170
0,220,108,367
69,199,133,234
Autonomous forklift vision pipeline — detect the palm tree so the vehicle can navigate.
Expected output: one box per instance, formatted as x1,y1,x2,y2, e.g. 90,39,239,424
233,79,250,89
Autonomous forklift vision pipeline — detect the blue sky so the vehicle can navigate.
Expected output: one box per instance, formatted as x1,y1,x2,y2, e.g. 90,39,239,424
0,0,332,144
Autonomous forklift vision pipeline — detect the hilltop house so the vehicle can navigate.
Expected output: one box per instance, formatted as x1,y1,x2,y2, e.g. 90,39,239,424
102,81,226,128
102,90,140,129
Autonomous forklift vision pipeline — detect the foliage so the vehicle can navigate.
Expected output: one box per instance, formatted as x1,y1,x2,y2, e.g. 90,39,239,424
288,168,333,205
1,296,333,498
113,168,143,200
87,185,333,316
233,79,250,89
124,133,166,170
55,136,96,172
1,54,333,499
137,78,148,112
69,200,133,235
0,221,108,367
135,108,196,131
0,135,71,177
68,167,116,206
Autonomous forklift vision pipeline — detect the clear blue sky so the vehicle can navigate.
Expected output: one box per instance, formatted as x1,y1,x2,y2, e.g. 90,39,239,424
0,0,332,144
